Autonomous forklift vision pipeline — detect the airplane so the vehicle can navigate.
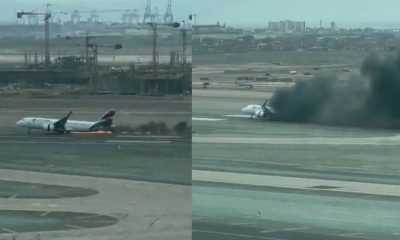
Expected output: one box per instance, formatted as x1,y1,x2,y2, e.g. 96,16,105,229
241,99,276,119
16,109,116,134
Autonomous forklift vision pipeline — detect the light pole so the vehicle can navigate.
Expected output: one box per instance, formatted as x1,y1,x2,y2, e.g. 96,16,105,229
147,22,181,78
66,34,122,93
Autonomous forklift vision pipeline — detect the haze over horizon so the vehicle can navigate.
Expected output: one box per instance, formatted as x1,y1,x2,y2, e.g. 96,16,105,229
192,0,400,29
1,1,400,29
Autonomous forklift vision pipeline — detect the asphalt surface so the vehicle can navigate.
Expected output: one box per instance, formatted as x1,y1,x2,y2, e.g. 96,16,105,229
0,210,118,234
0,129,191,185
0,95,191,185
0,95,191,128
0,95,191,239
192,89,400,240
193,219,387,240
0,180,97,199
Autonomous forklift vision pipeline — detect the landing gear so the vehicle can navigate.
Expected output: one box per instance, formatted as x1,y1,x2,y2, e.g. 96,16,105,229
250,113,254,119
27,128,31,134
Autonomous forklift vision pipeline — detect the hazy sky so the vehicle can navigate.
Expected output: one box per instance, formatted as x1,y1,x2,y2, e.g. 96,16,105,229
192,0,400,29
3,1,400,29
1,0,191,23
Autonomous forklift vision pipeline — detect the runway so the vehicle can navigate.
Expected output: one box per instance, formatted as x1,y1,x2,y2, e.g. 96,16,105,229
0,129,191,185
193,220,381,240
0,95,191,128
193,135,400,145
0,95,191,239
193,185,400,240
193,170,400,198
193,89,400,240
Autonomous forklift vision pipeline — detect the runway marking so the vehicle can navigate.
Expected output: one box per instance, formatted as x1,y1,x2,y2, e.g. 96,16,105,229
117,135,180,139
106,140,171,144
231,222,259,226
338,232,364,237
193,170,400,197
40,211,51,217
192,117,226,122
193,229,284,240
261,227,310,234
193,155,302,167
0,141,170,145
193,136,400,146
223,114,251,118
1,228,17,234
8,194,18,199
0,141,109,145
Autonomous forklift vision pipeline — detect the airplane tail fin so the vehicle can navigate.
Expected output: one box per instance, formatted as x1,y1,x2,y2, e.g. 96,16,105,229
98,109,116,121
262,99,276,115
90,109,116,131
262,99,268,108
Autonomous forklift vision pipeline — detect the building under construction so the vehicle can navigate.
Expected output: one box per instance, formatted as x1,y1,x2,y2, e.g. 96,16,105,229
0,50,191,95
104,57,191,95
0,3,191,96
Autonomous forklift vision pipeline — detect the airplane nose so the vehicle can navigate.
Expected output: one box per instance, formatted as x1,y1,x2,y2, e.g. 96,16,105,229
16,120,23,126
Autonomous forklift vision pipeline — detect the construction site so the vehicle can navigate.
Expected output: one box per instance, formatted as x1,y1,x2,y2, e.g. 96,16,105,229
0,0,192,96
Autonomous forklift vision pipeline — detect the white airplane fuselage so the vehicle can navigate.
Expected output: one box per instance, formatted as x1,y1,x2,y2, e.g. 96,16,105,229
17,117,99,132
242,105,264,118
242,104,276,119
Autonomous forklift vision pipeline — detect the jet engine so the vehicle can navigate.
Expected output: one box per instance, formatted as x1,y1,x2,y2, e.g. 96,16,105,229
255,110,265,118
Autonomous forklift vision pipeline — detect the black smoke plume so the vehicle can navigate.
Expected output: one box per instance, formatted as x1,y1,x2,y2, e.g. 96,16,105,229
270,51,400,128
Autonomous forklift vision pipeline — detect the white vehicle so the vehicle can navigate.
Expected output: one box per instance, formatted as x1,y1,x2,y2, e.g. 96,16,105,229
16,109,116,133
242,100,276,119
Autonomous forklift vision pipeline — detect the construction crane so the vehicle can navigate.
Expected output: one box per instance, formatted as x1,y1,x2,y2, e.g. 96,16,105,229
164,0,174,24
147,21,180,78
181,16,193,68
143,0,153,23
17,5,52,67
66,32,122,92
192,14,197,26
16,7,139,68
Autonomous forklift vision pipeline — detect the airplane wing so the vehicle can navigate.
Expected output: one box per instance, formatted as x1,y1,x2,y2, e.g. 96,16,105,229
53,111,72,130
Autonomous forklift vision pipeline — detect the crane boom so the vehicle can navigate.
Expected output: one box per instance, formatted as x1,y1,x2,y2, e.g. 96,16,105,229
17,11,52,66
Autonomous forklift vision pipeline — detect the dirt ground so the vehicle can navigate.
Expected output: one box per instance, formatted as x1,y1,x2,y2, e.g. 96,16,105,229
192,50,371,91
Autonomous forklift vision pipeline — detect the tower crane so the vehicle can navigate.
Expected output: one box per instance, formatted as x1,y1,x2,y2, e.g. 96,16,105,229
17,5,52,66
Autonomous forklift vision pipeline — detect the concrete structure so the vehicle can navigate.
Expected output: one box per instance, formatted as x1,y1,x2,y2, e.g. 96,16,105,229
268,20,306,33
